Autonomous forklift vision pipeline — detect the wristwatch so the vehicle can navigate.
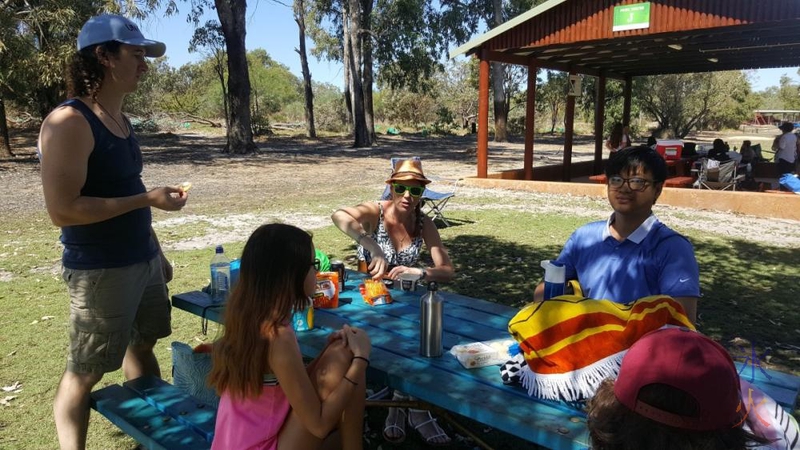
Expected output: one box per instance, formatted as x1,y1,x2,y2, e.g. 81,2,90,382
420,268,427,281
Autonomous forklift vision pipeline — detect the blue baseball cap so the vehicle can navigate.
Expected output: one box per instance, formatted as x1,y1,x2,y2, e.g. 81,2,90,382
77,14,166,57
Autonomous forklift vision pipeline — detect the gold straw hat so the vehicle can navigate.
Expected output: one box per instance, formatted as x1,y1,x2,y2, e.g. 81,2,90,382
385,159,431,185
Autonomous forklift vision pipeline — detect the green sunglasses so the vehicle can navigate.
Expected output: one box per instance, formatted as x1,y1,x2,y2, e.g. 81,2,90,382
392,183,424,198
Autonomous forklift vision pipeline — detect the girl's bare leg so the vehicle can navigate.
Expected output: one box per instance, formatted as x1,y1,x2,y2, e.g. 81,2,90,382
278,339,364,450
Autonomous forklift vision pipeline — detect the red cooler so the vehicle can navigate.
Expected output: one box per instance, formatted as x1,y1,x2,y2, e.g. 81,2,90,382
655,140,683,160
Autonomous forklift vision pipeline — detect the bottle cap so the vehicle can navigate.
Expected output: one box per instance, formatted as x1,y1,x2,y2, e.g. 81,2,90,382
215,245,224,253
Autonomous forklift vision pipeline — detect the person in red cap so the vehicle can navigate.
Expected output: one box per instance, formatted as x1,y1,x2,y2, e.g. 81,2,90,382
38,13,186,449
587,328,772,450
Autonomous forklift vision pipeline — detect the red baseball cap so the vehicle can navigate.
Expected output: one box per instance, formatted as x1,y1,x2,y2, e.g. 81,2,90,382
613,327,744,431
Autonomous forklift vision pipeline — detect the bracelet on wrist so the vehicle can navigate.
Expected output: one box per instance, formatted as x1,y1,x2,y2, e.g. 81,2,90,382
343,376,358,386
355,232,369,245
352,356,370,366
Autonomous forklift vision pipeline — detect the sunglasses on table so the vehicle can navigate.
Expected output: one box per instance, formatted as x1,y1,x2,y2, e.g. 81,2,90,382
607,176,653,192
392,183,424,198
311,259,321,271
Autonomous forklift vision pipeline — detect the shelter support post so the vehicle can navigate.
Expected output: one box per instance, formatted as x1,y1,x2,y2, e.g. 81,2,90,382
523,62,537,180
594,73,607,174
477,49,490,178
563,69,576,181
622,75,632,127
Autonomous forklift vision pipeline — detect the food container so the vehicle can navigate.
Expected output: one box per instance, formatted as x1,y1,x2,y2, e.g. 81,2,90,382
450,338,516,369
359,279,393,306
313,272,339,309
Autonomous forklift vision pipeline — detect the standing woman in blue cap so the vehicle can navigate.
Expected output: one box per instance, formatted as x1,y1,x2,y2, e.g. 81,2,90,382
38,14,187,449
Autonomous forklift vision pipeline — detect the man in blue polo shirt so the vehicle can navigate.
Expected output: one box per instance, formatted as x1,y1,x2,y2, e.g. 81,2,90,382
534,146,700,323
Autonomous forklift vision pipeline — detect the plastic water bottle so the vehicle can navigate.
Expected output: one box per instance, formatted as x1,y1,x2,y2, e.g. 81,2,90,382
419,281,443,357
540,260,566,300
210,245,231,303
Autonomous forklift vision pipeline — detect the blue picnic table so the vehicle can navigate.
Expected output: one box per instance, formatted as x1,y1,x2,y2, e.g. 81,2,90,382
172,271,800,450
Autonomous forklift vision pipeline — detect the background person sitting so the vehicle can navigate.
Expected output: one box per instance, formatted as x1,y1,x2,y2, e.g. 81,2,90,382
586,328,775,450
622,125,633,148
606,123,627,155
707,138,731,161
740,140,755,165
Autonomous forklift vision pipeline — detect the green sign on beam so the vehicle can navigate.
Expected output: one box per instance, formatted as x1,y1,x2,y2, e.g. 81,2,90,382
613,2,651,32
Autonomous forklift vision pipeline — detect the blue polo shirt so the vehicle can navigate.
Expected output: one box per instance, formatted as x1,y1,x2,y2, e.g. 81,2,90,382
556,214,700,303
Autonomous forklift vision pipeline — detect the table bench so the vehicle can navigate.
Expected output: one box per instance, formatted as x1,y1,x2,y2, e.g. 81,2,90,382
90,375,217,450
172,273,800,450
589,174,607,184
664,176,695,188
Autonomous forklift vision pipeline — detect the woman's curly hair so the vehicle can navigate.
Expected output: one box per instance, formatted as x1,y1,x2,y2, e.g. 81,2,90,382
66,41,121,99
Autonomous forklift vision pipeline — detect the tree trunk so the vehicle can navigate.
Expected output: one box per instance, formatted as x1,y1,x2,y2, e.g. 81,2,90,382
361,0,375,143
347,0,370,147
0,98,13,158
215,50,229,129
214,0,257,154
491,0,507,142
342,10,353,126
294,0,316,138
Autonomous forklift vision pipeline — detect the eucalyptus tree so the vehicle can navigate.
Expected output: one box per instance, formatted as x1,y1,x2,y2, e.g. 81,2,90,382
294,0,317,137
190,20,229,128
635,71,754,138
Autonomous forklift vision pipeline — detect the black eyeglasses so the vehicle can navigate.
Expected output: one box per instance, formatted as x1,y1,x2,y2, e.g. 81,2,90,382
608,176,653,192
392,183,424,198
311,259,320,271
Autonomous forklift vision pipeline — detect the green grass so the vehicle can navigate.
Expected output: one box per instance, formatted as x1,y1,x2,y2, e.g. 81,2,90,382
1,195,798,449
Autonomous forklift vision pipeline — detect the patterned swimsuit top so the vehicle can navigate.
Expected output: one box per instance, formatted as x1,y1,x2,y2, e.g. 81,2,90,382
357,202,424,267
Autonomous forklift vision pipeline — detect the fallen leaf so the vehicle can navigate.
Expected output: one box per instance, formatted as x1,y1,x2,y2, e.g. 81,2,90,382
40,316,54,321
6,350,16,357
0,396,17,406
29,320,38,325
1,382,21,393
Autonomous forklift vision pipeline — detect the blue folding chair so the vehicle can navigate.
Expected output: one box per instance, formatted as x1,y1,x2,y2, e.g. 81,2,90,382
382,157,459,227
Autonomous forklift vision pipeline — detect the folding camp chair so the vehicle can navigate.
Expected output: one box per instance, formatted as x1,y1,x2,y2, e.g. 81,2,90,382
382,157,460,227
694,158,745,191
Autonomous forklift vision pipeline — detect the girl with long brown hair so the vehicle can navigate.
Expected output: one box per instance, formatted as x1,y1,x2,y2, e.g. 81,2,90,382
208,223,372,450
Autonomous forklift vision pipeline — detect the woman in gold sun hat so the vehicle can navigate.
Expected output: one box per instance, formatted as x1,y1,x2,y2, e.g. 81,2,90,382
332,158,453,283
331,158,455,445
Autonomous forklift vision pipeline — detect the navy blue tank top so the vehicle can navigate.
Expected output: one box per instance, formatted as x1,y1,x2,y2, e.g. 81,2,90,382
59,99,157,269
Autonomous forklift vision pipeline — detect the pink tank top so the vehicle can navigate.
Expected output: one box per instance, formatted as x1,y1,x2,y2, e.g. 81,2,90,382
211,379,290,450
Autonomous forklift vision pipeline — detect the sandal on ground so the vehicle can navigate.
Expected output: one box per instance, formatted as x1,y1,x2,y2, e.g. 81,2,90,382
408,408,452,447
382,406,407,444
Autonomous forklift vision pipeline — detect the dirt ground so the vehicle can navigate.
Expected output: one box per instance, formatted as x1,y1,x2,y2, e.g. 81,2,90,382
3,125,798,250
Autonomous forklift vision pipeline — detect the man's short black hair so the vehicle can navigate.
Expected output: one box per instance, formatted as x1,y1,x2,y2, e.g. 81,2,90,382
605,145,668,183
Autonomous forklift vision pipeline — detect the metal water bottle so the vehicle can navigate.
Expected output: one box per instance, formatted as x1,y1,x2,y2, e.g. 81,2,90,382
419,281,443,357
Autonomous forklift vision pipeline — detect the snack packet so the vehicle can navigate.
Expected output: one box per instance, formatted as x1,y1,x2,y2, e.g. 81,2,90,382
313,272,339,309
359,279,393,306
292,305,314,331
450,338,516,369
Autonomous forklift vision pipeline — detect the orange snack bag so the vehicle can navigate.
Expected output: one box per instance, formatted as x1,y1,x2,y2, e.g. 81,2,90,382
359,279,393,306
313,272,339,309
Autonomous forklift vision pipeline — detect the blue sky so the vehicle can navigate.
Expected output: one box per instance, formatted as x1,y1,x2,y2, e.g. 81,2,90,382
134,2,799,92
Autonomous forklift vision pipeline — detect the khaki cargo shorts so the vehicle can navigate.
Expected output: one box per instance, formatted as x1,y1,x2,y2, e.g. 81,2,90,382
62,256,171,374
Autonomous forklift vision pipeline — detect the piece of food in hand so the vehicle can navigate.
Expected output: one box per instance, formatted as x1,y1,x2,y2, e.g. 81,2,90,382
179,181,192,192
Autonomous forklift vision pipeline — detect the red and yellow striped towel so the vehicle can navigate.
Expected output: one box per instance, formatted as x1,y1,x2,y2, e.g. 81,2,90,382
508,295,694,401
